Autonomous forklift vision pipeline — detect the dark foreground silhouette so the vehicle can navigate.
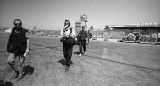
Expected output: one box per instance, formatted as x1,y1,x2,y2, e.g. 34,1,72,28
0,80,13,86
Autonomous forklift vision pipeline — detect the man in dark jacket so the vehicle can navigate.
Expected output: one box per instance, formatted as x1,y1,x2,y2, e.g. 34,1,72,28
87,30,92,44
7,19,29,79
77,26,88,56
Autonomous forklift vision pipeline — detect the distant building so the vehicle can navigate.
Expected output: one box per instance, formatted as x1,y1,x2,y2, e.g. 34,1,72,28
104,25,160,41
75,14,88,32
110,26,160,35
75,21,81,32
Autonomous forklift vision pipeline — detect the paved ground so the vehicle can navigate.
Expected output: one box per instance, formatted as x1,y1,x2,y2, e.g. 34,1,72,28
0,32,160,86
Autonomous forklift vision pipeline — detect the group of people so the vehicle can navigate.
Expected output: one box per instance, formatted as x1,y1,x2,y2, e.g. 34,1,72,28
7,19,91,79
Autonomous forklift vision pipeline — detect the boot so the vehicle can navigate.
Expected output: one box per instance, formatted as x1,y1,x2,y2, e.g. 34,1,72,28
18,58,25,79
65,62,70,70
65,65,70,70
12,71,19,78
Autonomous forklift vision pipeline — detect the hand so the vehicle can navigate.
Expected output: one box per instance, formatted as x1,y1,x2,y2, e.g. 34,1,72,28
86,40,88,44
75,38,77,41
26,49,29,54
24,49,29,56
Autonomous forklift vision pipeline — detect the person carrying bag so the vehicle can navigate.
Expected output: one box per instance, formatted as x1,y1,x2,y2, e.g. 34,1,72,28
7,19,30,79
60,19,76,70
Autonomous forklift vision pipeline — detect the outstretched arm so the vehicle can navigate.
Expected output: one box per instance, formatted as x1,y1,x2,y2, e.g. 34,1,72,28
60,28,64,37
25,30,30,56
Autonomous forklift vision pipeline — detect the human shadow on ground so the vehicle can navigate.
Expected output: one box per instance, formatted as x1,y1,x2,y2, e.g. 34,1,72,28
58,59,74,66
58,59,66,65
23,65,34,76
0,80,13,86
18,65,34,80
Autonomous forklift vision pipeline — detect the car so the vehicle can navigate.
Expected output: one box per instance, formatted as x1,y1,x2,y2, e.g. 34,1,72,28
122,33,135,41
92,37,97,40
122,32,141,43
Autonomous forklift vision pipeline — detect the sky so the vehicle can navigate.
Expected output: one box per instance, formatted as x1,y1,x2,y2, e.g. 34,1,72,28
0,0,160,30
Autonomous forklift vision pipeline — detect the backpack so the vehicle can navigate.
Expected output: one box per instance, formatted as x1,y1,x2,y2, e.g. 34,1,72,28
60,27,72,42
60,28,76,46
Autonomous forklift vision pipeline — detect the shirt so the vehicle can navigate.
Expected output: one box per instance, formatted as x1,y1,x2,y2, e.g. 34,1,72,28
78,30,88,41
60,27,76,37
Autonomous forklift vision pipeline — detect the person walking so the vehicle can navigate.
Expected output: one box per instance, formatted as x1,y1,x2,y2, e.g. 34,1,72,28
60,19,76,70
7,19,29,79
77,26,88,56
87,30,92,44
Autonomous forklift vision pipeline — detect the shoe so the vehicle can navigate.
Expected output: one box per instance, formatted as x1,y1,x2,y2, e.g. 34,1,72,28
65,65,70,70
12,71,19,78
18,66,25,79
79,53,82,56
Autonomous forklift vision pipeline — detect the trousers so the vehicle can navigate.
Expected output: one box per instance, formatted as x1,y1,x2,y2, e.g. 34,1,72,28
63,43,73,66
8,54,25,73
79,40,86,54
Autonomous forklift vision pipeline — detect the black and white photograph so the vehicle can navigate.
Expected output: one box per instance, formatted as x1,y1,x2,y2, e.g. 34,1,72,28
0,0,160,86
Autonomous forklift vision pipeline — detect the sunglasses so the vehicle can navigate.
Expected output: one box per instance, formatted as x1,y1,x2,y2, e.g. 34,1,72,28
15,23,20,26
